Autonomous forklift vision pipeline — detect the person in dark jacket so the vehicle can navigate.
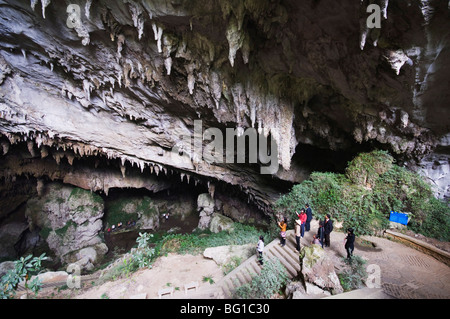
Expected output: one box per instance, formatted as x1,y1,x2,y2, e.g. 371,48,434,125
344,228,355,259
323,214,333,247
317,220,325,248
305,203,313,232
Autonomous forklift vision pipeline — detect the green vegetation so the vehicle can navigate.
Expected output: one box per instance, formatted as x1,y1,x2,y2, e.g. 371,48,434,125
105,196,157,228
222,256,244,275
98,223,272,285
159,222,274,255
1,253,48,299
234,258,289,299
275,150,450,240
338,256,368,292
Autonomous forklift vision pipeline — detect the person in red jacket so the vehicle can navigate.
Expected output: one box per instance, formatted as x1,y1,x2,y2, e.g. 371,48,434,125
296,209,307,237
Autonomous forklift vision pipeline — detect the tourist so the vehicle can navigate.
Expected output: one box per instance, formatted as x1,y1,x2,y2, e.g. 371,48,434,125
298,209,307,237
311,234,321,245
323,214,333,247
317,220,325,248
257,235,265,265
294,218,301,251
344,228,355,259
278,217,287,247
305,203,313,232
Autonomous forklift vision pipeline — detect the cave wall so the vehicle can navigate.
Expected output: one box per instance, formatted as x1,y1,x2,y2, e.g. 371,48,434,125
0,0,449,214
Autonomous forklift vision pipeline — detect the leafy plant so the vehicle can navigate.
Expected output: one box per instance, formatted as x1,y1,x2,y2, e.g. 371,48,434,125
338,256,368,292
234,258,289,299
202,275,215,284
222,256,243,275
1,253,48,299
132,232,158,269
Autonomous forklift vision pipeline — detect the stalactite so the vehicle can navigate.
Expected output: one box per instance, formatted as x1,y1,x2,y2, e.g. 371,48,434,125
41,0,51,19
225,16,245,67
120,164,126,178
27,140,37,157
129,1,144,40
30,0,38,11
381,0,389,19
1,140,9,155
152,22,163,53
164,57,172,75
117,34,125,59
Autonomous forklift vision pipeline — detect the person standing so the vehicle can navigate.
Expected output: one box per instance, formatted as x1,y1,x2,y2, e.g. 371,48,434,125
294,218,301,251
299,209,307,237
305,203,313,232
278,218,287,247
317,220,325,248
257,235,265,265
323,214,333,247
344,228,355,259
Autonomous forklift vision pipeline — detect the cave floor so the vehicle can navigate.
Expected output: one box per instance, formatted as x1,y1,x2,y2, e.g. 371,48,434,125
33,220,450,300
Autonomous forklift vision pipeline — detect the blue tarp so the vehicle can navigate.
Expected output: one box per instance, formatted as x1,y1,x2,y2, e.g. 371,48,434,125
389,211,408,225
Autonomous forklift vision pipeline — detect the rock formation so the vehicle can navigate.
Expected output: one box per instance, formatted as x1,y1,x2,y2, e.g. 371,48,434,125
0,0,449,264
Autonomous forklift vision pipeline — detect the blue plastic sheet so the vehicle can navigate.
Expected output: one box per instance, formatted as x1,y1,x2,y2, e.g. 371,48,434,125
389,211,408,225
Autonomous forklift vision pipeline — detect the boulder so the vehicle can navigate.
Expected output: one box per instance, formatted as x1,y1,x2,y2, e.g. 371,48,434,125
30,271,69,285
0,261,15,278
300,245,344,295
203,243,254,266
209,213,235,233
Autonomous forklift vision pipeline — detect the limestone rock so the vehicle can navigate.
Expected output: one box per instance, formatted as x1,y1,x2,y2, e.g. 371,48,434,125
203,243,254,266
0,261,15,278
0,221,28,259
300,245,344,295
197,193,215,230
25,182,105,267
30,271,69,285
208,213,235,233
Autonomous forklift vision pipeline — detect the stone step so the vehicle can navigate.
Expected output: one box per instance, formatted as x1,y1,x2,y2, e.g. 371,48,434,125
217,229,301,298
266,246,297,278
272,244,300,273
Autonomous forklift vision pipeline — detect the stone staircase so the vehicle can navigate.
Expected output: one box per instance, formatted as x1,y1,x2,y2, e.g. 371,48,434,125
219,230,301,298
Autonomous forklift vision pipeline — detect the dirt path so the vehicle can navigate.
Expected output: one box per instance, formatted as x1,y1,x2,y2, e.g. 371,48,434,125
74,253,224,299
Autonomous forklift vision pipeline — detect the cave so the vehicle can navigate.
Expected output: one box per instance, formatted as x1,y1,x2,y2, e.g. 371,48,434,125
0,0,449,282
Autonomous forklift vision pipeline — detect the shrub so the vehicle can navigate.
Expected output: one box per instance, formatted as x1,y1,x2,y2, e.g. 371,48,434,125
234,258,289,299
338,256,368,292
274,150,450,240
